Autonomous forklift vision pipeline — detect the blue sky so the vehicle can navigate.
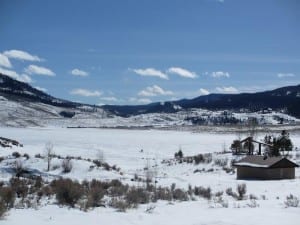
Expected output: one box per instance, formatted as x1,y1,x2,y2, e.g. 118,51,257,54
0,0,299,105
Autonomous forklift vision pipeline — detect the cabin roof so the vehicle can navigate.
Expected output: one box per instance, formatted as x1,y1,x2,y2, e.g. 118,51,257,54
234,156,299,168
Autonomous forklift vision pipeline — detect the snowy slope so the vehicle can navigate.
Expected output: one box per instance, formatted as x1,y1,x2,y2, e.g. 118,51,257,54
1,96,300,128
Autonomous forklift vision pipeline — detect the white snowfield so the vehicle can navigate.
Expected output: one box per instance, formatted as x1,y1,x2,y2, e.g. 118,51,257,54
0,127,300,225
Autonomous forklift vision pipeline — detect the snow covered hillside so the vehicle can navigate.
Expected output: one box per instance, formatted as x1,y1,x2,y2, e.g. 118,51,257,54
0,128,299,225
1,73,300,128
1,96,299,128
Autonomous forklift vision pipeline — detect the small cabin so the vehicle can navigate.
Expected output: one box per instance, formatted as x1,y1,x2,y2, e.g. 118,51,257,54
234,156,299,180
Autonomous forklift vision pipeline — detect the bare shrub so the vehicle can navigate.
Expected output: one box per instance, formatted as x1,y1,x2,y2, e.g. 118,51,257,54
284,194,299,208
249,194,258,200
0,201,6,219
214,157,228,167
102,162,111,171
172,188,188,201
109,184,129,197
261,195,267,200
12,151,21,158
223,166,235,174
61,159,73,173
41,185,53,197
86,185,105,208
109,198,130,212
0,186,15,208
44,142,54,172
13,159,26,177
125,187,150,207
174,149,183,159
247,199,259,208
145,205,156,213
237,183,247,200
23,153,30,160
52,178,84,207
193,154,205,165
212,196,228,208
215,191,223,197
225,187,238,199
194,186,211,200
155,187,172,201
34,153,43,159
171,183,176,192
92,159,102,167
9,178,29,199
203,153,213,163
109,179,123,187
194,153,213,164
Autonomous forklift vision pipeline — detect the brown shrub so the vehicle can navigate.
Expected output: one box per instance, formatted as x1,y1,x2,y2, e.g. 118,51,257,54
52,178,84,207
194,186,211,200
61,159,73,173
125,187,150,207
172,188,188,201
0,186,15,208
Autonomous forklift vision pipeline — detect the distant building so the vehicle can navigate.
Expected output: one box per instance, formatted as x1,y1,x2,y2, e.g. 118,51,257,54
234,156,299,180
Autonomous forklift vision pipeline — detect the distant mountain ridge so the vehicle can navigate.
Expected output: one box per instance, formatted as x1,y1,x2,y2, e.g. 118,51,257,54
1,73,300,119
0,73,80,108
103,85,300,118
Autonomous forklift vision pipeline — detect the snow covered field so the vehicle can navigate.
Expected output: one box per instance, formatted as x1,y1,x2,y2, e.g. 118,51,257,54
1,127,300,225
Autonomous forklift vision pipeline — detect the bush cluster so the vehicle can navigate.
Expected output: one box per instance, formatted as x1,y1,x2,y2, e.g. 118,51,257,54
51,178,83,207
225,184,247,200
213,157,228,167
284,194,299,208
194,186,212,200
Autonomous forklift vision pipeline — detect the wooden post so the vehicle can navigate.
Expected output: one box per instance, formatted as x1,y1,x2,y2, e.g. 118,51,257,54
258,143,261,155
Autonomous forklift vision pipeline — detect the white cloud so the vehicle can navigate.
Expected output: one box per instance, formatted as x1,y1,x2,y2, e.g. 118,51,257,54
25,65,55,76
138,85,173,97
0,53,12,68
132,68,168,80
129,97,152,104
210,71,230,78
100,96,118,102
19,74,33,83
277,73,295,78
216,86,238,94
34,86,47,92
71,68,89,77
198,88,210,96
0,67,18,79
217,0,225,3
70,88,102,97
0,67,32,83
3,50,42,61
167,67,197,79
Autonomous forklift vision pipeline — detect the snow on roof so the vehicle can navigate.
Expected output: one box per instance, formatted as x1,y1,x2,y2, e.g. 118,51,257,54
234,155,298,168
233,162,269,168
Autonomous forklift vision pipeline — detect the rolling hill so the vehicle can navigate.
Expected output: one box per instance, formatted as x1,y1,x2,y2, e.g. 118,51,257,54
0,72,300,128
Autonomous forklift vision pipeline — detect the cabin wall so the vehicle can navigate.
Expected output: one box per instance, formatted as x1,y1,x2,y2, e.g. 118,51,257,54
237,167,295,180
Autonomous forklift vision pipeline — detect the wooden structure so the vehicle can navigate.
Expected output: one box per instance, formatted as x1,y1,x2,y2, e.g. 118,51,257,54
232,137,273,155
234,156,299,180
